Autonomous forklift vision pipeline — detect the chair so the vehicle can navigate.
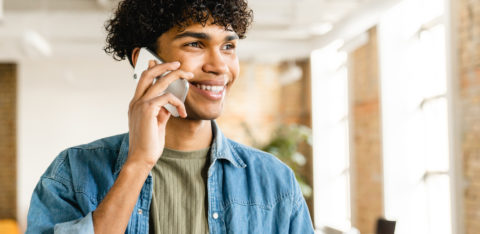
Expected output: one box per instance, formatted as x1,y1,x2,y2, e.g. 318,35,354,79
375,217,396,234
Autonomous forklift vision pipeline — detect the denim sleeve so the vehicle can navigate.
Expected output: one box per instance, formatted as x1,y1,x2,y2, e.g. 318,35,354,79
54,212,94,234
289,176,315,234
289,197,315,234
26,177,94,234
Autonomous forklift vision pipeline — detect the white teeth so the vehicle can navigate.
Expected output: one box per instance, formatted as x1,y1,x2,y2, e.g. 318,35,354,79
195,83,225,93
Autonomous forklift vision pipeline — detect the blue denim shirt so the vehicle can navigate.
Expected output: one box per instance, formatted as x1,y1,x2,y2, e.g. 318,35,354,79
26,120,314,233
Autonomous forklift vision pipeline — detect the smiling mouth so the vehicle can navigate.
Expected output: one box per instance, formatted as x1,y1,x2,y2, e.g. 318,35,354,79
188,81,227,93
187,81,228,101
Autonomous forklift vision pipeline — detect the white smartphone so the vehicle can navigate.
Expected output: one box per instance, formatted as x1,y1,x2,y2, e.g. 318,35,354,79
133,47,189,117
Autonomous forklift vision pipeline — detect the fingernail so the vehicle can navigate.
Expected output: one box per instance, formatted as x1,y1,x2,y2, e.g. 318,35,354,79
173,61,180,67
187,72,194,77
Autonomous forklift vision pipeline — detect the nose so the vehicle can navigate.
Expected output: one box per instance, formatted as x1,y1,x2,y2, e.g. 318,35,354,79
202,49,228,75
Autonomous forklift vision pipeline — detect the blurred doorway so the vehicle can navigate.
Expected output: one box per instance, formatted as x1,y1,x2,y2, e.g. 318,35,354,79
0,63,17,221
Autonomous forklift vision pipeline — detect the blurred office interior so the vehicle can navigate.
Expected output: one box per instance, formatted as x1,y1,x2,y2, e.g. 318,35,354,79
0,0,478,233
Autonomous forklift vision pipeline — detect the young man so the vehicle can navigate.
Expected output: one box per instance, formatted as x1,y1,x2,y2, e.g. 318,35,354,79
26,0,314,233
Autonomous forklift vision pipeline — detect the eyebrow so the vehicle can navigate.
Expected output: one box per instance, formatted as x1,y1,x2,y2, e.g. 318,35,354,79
173,31,239,41
225,34,240,41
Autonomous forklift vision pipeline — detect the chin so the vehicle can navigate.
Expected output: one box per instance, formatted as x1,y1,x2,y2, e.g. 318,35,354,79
184,105,223,120
185,111,222,120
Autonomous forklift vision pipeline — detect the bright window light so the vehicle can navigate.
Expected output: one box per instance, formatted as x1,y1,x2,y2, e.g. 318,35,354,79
311,41,351,231
378,0,451,233
0,0,3,21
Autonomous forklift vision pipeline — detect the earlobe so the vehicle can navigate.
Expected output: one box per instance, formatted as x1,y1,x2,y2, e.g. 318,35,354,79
132,47,140,67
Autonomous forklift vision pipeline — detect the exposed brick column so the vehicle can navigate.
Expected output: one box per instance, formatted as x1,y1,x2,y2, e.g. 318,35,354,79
349,28,384,234
279,59,314,222
0,63,17,220
457,0,480,233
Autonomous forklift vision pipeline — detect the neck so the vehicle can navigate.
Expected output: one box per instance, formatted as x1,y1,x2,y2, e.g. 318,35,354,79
164,117,213,151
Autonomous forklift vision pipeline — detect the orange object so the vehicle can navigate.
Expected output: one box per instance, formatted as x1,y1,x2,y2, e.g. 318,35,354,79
0,219,20,234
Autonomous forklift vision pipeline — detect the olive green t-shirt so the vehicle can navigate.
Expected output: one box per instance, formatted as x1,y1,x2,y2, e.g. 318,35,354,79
149,147,210,234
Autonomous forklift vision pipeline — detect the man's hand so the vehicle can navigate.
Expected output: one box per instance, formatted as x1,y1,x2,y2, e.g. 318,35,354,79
92,60,193,234
127,60,193,168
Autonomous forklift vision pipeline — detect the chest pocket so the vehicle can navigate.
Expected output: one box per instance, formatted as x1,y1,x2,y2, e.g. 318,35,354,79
221,199,292,234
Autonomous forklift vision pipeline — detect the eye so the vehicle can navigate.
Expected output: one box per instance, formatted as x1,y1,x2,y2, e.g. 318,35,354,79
184,41,201,48
223,43,236,50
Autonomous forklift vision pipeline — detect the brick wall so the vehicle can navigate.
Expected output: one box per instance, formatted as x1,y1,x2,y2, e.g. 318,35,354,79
218,60,311,147
0,63,17,220
457,0,480,233
349,28,384,234
217,62,281,146
278,60,314,221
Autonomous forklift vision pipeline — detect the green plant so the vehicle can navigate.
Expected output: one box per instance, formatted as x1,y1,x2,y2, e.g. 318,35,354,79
242,123,313,197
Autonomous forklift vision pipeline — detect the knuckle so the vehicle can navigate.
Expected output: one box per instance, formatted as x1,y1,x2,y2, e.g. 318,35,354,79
143,69,153,78
156,81,169,91
146,101,156,108
160,63,173,71
167,70,181,77
129,99,136,106
139,101,151,112
128,100,136,111
140,68,149,76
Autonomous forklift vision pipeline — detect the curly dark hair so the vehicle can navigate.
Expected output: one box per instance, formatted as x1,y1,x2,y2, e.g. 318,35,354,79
104,0,253,66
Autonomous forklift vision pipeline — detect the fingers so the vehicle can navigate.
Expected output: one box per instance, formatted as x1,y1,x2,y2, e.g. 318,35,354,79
156,107,172,124
132,60,181,102
145,93,187,118
143,69,194,100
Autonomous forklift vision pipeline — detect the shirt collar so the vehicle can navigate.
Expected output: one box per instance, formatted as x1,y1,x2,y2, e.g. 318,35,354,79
114,120,246,176
209,120,246,168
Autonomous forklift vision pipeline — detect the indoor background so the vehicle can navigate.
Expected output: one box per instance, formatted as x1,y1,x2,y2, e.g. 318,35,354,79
0,0,478,234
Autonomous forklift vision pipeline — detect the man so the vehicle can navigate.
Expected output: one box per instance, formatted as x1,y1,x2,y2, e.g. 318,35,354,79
26,0,314,233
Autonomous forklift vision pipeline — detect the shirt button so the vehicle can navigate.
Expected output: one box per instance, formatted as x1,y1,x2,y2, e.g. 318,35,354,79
212,212,219,219
137,209,143,215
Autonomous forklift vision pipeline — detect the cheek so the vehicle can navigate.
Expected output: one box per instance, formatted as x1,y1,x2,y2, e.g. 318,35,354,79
229,59,240,83
177,54,203,73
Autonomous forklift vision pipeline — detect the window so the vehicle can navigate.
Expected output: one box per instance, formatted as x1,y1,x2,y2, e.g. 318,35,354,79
311,41,351,231
378,0,452,233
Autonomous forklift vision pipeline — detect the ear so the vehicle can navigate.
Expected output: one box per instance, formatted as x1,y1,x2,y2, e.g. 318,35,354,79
131,47,141,67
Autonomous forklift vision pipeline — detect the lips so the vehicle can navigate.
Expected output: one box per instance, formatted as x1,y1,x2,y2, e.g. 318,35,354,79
188,80,228,101
188,79,228,86
193,83,225,92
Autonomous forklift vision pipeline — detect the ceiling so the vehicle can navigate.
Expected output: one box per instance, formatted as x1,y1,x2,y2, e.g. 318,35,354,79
3,0,371,39
0,0,380,62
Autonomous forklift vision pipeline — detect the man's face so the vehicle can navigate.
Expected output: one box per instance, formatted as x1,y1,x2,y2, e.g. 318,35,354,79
155,20,240,120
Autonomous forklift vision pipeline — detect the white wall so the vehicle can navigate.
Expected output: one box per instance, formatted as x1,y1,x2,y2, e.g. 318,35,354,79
0,10,135,230
16,55,133,231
